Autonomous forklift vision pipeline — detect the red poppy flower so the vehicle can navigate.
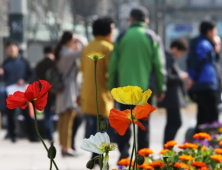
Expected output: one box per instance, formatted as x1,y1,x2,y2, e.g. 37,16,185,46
6,80,52,111
109,103,156,135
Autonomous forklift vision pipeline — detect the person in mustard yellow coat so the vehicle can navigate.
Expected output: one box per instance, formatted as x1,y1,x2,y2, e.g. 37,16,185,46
80,17,115,146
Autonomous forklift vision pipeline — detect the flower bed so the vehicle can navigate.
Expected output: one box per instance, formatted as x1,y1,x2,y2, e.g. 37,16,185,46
117,133,222,170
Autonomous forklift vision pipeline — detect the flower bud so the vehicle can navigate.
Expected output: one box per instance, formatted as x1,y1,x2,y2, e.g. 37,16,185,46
48,141,56,159
163,156,169,163
99,115,108,131
86,159,95,169
100,120,108,131
136,155,144,165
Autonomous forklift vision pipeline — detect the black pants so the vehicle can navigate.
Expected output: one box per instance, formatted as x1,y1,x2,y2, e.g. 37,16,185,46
117,104,150,155
7,107,36,140
196,90,219,132
163,107,182,145
71,116,82,150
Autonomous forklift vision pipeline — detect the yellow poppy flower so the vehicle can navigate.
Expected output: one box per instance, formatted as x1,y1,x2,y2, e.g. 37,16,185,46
87,52,105,61
111,86,152,105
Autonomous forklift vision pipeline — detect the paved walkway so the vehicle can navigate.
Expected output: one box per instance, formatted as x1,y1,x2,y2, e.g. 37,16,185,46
0,105,198,170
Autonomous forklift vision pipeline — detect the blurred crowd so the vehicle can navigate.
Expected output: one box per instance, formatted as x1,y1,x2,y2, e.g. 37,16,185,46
0,6,221,166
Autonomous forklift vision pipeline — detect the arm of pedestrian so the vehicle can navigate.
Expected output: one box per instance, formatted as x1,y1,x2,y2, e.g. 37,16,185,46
153,39,167,95
17,78,25,86
185,78,194,90
156,93,165,102
0,68,4,75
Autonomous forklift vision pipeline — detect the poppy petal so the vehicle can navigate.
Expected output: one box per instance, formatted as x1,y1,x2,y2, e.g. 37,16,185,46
38,80,52,99
141,117,149,121
111,86,144,105
21,104,28,109
134,103,156,120
111,88,125,104
34,93,48,111
134,121,146,130
24,81,40,101
137,89,152,105
6,91,28,109
109,108,130,135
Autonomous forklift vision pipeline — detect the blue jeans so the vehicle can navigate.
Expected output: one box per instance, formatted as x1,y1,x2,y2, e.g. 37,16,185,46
44,101,55,141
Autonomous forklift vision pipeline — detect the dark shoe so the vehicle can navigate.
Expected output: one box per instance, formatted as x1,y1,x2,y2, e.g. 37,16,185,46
11,137,17,143
61,150,78,157
29,136,40,142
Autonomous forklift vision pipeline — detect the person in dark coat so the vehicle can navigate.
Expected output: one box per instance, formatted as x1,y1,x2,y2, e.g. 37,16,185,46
158,39,188,145
36,46,55,141
0,40,38,142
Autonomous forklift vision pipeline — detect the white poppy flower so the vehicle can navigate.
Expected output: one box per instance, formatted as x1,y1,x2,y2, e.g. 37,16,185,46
81,132,116,170
80,132,116,154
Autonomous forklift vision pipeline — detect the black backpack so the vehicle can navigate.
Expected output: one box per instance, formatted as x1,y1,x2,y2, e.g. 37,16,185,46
45,61,76,94
45,65,64,94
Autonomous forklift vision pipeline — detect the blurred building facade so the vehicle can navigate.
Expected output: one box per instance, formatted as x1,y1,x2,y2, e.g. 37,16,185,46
0,0,222,67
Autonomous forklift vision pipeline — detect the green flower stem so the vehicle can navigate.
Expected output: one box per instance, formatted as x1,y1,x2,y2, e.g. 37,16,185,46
129,141,135,170
129,105,137,170
94,60,102,170
133,155,136,168
31,102,59,170
94,61,100,132
132,113,137,169
50,153,52,170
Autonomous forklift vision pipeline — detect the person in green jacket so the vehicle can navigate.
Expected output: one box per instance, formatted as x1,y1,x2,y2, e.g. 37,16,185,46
108,7,166,160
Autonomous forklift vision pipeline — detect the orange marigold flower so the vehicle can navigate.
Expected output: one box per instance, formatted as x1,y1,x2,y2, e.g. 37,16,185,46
193,132,211,141
202,146,207,151
137,162,154,170
149,160,165,168
159,149,170,154
219,141,222,146
197,167,211,170
164,140,178,149
214,148,222,154
218,127,222,133
138,148,154,156
118,158,130,166
210,154,222,163
179,154,195,161
191,161,207,168
178,143,198,150
109,103,156,135
174,162,189,169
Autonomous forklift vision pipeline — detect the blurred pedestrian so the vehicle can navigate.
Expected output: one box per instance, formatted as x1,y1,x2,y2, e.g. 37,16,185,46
80,17,115,161
1,40,38,142
212,35,222,104
187,20,219,132
54,31,81,157
158,39,189,145
70,34,88,152
108,7,166,160
36,46,55,141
